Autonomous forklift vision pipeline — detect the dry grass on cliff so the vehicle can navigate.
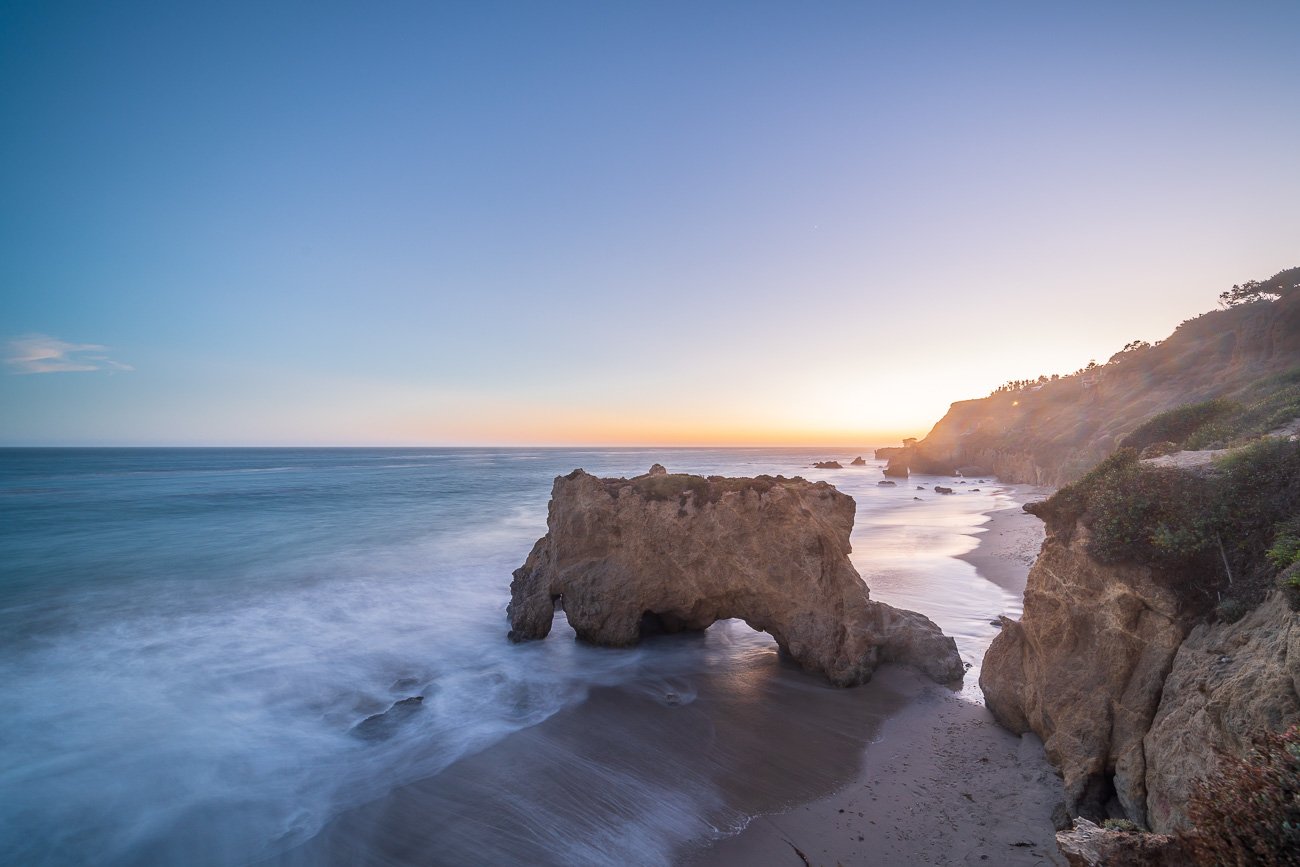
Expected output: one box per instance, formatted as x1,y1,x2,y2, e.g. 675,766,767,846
608,472,815,509
1118,369,1300,454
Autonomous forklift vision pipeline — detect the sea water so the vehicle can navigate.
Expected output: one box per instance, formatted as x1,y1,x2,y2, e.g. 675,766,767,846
0,448,1026,866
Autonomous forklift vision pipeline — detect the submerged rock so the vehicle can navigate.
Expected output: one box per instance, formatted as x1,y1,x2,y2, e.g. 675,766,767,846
507,467,964,687
934,486,954,494
877,480,897,487
350,696,425,741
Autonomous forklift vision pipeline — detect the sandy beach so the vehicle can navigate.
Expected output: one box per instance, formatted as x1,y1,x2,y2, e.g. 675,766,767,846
688,494,1065,867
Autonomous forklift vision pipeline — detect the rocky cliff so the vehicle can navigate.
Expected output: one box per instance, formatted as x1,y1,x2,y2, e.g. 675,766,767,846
888,288,1300,486
508,465,965,687
979,515,1205,827
1143,592,1300,831
981,445,1300,835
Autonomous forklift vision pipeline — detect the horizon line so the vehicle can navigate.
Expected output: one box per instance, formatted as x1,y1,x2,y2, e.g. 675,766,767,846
0,442,912,450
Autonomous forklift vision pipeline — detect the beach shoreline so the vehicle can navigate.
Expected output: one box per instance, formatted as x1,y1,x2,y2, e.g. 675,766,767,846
956,488,1054,599
687,485,1064,867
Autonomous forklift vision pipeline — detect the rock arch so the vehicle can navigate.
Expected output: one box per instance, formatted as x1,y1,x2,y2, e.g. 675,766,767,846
507,467,963,687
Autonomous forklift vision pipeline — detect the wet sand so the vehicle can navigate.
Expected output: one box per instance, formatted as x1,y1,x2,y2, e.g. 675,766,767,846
277,635,913,866
956,494,1053,597
688,492,1065,867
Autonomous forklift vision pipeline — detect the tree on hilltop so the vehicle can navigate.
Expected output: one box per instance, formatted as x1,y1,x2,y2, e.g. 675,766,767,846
1109,340,1152,364
1219,266,1300,308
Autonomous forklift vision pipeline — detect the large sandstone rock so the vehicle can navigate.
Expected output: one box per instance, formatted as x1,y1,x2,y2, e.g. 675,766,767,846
508,467,964,687
980,516,1200,825
1143,592,1300,831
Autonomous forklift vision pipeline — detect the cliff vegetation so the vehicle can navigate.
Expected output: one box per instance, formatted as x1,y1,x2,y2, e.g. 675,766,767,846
1027,438,1300,611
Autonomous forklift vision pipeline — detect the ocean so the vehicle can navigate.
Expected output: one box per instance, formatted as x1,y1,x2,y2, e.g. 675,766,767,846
0,447,1026,866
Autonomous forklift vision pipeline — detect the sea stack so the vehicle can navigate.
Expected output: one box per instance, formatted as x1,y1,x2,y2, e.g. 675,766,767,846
507,466,965,687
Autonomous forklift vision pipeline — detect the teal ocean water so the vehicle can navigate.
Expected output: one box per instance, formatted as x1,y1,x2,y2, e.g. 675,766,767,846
0,448,1025,866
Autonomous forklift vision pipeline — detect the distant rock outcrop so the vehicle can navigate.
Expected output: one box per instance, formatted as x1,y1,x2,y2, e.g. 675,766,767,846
812,460,843,469
895,290,1300,486
850,456,867,466
508,467,964,687
877,441,912,477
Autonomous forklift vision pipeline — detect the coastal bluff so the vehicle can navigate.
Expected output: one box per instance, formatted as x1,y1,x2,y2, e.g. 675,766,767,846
981,453,1300,835
507,465,964,687
882,285,1300,486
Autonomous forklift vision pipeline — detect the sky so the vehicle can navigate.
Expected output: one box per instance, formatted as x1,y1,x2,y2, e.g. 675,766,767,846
2,1,1298,447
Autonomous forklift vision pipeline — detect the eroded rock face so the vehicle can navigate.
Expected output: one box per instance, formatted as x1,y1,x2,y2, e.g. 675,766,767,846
1143,592,1300,831
508,467,964,687
980,518,1199,826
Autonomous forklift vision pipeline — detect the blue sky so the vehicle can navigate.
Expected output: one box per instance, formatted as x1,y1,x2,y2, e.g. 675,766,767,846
3,1,1298,445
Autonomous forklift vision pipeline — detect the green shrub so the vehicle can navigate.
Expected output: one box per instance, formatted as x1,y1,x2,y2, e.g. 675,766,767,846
1031,439,1300,606
1186,725,1300,866
1101,818,1141,832
1267,526,1300,570
1211,440,1300,588
1036,448,1215,571
1280,565,1300,613
1216,597,1249,624
1120,399,1240,452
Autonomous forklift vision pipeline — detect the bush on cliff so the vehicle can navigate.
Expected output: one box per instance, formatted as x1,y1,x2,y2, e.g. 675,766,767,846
1280,565,1300,613
1213,440,1300,593
1186,724,1300,866
1028,439,1300,606
1120,399,1240,452
1116,367,1300,455
1028,448,1216,572
1268,523,1300,570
